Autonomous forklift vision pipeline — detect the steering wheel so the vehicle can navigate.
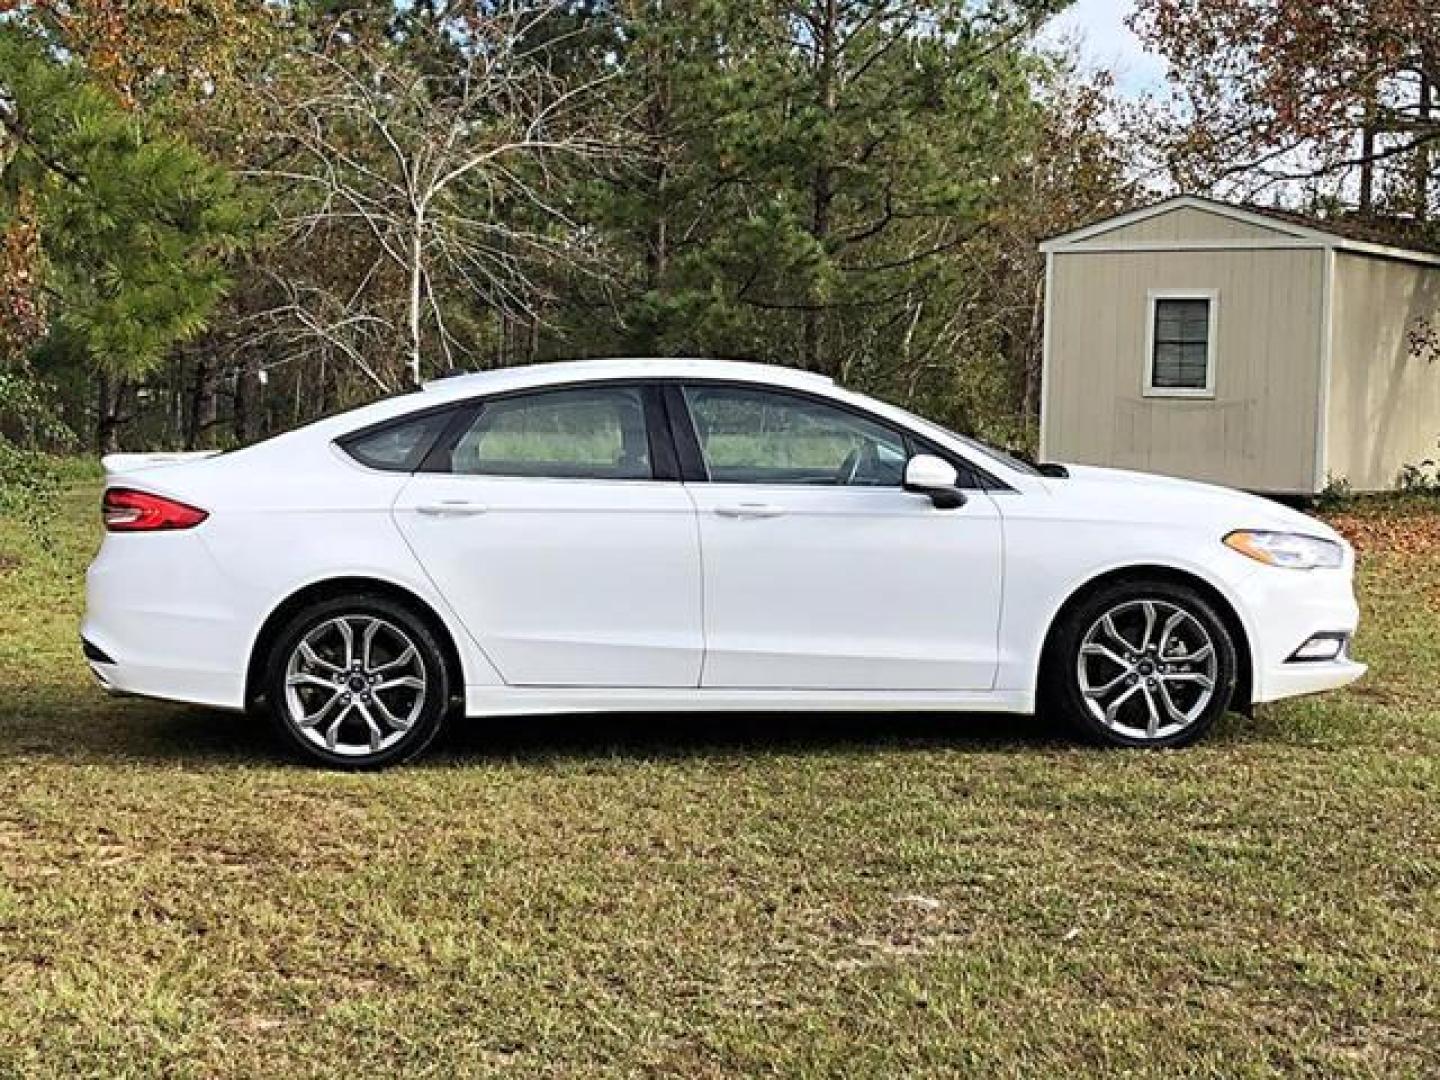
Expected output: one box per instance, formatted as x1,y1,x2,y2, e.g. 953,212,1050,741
837,441,879,485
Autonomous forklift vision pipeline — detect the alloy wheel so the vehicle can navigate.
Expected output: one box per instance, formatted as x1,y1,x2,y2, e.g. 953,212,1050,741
1075,599,1219,741
282,615,428,758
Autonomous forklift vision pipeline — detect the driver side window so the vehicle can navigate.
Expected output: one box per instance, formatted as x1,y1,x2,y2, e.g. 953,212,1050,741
682,385,907,486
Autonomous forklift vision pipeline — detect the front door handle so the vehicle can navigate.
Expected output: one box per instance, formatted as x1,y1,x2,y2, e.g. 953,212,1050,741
714,503,785,519
415,500,489,517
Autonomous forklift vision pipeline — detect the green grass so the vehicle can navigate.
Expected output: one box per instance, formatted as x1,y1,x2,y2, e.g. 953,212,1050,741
1,483,1437,1077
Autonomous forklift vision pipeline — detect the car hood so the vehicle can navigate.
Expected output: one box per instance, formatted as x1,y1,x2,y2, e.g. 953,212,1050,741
1045,464,1342,542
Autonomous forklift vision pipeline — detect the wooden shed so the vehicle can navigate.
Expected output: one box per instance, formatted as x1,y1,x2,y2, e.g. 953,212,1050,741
1039,196,1440,494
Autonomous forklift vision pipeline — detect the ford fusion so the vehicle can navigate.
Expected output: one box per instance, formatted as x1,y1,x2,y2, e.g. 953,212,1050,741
83,359,1364,768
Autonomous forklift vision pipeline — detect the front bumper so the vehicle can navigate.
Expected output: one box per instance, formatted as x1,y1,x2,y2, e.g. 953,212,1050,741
1257,654,1367,703
1231,561,1366,704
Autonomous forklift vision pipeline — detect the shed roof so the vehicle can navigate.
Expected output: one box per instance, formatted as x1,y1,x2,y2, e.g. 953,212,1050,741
1040,195,1440,266
1235,202,1440,256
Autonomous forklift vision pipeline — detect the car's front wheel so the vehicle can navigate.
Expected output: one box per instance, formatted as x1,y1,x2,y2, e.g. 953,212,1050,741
1045,579,1238,748
264,595,451,768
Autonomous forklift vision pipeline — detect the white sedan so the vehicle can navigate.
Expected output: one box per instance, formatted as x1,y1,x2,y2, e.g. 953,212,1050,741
83,358,1364,768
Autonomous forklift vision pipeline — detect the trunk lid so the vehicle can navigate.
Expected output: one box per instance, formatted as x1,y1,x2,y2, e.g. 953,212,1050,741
101,452,222,479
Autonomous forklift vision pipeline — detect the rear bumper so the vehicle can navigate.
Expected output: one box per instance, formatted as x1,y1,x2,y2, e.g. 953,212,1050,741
81,648,246,710
1232,562,1366,704
82,531,250,710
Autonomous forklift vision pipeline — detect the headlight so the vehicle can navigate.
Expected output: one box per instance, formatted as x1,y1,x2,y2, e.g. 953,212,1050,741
1223,530,1344,570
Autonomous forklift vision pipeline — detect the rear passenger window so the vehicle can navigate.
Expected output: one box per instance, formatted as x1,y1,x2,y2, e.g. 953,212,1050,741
339,409,453,472
446,387,653,480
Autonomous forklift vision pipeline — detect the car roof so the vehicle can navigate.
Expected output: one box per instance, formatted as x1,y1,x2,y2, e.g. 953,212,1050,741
282,358,838,446
281,356,1035,490
418,358,835,403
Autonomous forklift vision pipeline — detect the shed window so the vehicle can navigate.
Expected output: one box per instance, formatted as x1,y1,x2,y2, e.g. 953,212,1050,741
1146,293,1216,396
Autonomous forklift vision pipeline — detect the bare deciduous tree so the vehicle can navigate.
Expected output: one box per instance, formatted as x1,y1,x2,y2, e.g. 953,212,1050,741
258,4,630,388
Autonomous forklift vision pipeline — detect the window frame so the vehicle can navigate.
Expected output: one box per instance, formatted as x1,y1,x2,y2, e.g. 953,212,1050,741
334,376,1009,491
663,381,1004,491
1143,289,1218,400
416,382,678,483
334,402,463,473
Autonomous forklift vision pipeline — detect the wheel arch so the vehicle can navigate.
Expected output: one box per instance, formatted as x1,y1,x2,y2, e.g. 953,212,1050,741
244,576,467,710
1037,564,1254,714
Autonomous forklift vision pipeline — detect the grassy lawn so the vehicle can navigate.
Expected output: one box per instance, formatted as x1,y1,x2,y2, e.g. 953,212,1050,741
1,482,1438,1077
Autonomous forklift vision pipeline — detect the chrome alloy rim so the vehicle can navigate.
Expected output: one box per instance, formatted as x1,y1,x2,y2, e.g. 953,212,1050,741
283,616,427,757
1076,599,1218,741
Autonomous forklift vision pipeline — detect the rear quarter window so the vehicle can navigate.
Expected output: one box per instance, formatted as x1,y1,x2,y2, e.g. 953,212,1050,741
338,408,454,472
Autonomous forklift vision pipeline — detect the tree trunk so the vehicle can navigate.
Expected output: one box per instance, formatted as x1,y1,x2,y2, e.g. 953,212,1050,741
169,356,186,445
1021,270,1046,438
803,0,840,376
1415,71,1432,221
644,65,671,292
407,218,425,386
96,374,124,455
188,354,219,450
233,353,262,444
1359,123,1375,216
646,186,669,290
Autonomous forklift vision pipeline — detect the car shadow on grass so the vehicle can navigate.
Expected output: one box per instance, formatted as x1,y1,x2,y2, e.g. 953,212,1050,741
436,708,1070,764
0,680,1083,767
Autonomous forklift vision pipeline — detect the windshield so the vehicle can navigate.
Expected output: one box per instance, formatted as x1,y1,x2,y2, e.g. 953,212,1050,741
881,402,1043,477
949,432,1043,477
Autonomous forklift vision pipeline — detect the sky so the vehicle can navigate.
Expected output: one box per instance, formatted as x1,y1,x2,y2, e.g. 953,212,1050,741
1041,0,1169,98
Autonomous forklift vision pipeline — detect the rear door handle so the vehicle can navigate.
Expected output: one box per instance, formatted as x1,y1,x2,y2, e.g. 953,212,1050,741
415,500,489,517
714,503,785,519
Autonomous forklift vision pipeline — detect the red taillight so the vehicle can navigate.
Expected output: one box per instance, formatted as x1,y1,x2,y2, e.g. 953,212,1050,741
102,487,209,532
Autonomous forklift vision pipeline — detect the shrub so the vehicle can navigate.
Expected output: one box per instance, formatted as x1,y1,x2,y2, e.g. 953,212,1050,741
0,371,75,549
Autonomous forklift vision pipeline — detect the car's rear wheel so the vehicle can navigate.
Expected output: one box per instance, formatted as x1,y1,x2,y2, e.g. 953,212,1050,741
264,595,450,769
1045,579,1238,748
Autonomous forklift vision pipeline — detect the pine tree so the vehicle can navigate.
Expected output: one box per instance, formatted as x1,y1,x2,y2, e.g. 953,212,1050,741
0,25,251,448
571,0,1067,398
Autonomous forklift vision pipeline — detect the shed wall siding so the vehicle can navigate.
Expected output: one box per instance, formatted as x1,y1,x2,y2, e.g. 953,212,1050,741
1080,207,1296,245
1043,248,1324,492
1325,253,1440,491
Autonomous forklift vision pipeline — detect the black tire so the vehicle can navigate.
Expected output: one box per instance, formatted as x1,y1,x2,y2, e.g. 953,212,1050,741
263,594,451,769
1042,578,1238,749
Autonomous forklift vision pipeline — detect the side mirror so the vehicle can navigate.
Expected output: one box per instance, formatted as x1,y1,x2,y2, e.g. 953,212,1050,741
904,454,966,509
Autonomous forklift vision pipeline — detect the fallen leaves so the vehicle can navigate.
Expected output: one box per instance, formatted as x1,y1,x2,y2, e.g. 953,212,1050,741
1323,509,1440,557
